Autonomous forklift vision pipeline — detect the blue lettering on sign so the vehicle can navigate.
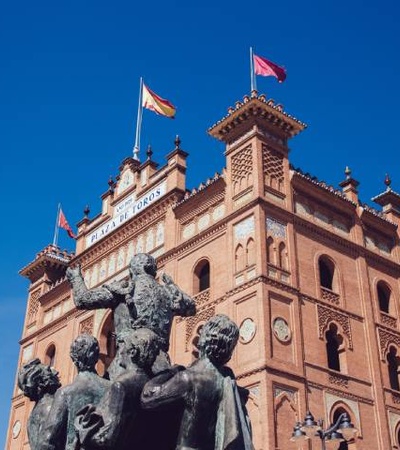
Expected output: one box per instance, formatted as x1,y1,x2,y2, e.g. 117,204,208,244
87,181,166,248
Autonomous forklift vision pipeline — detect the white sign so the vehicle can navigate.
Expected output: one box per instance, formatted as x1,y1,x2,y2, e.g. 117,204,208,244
86,180,167,248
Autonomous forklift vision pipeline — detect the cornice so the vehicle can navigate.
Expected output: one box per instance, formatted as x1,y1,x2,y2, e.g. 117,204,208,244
158,221,228,266
301,293,364,322
38,279,70,305
208,93,306,142
175,186,226,225
76,193,180,267
291,168,357,208
173,173,225,213
307,380,375,405
19,308,85,344
293,214,360,256
305,361,372,388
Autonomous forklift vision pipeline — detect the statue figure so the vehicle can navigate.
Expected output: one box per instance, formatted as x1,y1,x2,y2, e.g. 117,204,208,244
141,314,255,450
39,334,110,450
75,328,162,450
18,359,61,450
66,253,196,377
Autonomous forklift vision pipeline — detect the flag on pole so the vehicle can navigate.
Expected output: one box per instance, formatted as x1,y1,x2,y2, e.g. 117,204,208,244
142,83,176,118
253,54,287,83
58,208,76,239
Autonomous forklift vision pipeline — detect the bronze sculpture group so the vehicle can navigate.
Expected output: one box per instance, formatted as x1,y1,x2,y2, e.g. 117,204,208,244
19,253,254,450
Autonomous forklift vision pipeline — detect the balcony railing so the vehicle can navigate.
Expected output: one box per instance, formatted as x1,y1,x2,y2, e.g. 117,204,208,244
320,286,340,305
380,311,397,329
193,288,210,307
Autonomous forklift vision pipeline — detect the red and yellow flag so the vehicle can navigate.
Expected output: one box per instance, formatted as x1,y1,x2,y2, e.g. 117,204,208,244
142,83,176,118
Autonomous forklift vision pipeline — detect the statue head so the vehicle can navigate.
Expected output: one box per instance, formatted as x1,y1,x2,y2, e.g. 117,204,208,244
18,358,61,402
117,328,160,370
129,253,157,278
197,315,239,366
70,334,100,372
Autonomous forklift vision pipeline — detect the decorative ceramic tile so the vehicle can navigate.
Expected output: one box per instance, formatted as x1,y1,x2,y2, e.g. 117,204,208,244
198,214,211,231
234,216,255,240
183,223,196,239
213,204,225,221
266,217,286,239
239,318,256,344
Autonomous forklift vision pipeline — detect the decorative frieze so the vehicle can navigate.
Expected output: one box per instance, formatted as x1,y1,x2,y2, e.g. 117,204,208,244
234,216,255,241
317,304,353,349
294,200,350,236
185,306,216,350
378,327,400,360
266,217,286,239
27,289,41,324
79,315,94,335
231,145,253,195
328,373,349,388
262,145,284,192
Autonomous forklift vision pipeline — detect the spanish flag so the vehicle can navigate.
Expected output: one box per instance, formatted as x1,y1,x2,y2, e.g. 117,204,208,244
142,83,176,118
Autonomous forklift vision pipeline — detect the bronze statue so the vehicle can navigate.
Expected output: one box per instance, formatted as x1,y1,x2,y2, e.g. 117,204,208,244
66,253,196,377
23,253,254,450
39,334,110,450
18,359,61,450
141,314,255,450
75,328,161,449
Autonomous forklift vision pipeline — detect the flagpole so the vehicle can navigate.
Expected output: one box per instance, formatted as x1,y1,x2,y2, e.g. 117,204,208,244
52,203,61,247
133,77,144,161
250,47,257,93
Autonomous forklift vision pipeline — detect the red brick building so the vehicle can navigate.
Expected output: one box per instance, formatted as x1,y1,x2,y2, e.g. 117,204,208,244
6,91,400,449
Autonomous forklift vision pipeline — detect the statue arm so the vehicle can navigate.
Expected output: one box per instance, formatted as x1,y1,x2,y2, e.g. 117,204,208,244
66,265,120,310
38,390,68,450
161,273,196,316
141,367,188,409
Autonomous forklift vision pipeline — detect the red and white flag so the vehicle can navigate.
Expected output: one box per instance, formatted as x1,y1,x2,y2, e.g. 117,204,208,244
253,54,287,83
58,208,76,239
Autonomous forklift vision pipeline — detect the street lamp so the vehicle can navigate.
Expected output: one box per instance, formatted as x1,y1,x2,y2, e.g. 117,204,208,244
290,410,357,449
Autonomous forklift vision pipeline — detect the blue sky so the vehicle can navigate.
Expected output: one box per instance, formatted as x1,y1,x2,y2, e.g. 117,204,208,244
1,0,399,444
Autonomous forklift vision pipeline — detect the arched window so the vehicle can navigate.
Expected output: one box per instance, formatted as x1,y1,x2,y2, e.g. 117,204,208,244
387,346,400,391
98,313,116,378
319,256,337,291
326,323,343,372
267,237,274,265
235,244,245,273
332,407,350,450
44,344,56,367
377,281,391,314
278,242,288,271
246,238,256,267
194,260,210,293
191,324,204,361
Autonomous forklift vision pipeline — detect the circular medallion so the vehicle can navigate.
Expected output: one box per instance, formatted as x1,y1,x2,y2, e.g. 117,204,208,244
272,317,291,343
239,318,256,344
12,420,21,439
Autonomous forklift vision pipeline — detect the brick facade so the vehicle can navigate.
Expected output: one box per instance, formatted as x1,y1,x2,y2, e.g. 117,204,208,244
6,92,400,449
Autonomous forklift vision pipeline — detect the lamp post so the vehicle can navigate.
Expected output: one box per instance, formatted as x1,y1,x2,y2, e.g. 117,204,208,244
290,411,357,450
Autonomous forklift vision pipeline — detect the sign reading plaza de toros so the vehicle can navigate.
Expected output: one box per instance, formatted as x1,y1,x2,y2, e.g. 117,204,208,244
86,180,167,248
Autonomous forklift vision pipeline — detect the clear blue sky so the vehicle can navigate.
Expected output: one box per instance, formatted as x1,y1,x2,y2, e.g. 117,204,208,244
1,0,399,444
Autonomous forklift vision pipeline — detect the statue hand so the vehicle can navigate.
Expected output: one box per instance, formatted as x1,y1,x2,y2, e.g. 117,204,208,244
161,272,174,285
66,264,83,282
